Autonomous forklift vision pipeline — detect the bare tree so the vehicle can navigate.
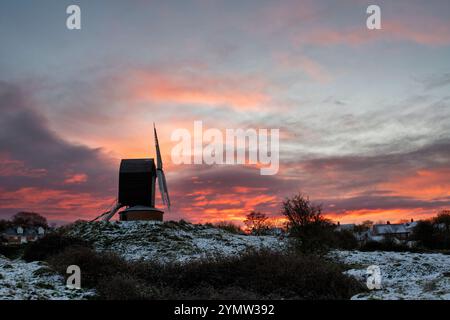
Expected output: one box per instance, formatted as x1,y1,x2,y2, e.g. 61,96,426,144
244,211,269,235
282,194,326,229
282,193,333,252
12,212,48,228
434,210,450,231
354,220,373,232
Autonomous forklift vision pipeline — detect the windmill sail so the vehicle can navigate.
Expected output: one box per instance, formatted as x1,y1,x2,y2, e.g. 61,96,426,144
154,124,171,210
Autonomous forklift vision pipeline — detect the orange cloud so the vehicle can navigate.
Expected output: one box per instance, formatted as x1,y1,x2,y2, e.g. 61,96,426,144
64,173,88,185
232,186,269,193
177,184,282,224
129,70,270,111
0,187,115,221
380,168,450,200
324,208,437,225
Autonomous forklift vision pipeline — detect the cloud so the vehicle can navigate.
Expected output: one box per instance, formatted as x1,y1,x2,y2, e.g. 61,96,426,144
300,20,450,47
292,138,450,191
64,173,89,185
0,187,115,221
421,73,450,91
0,153,47,178
322,194,450,213
0,81,117,220
1,79,448,224
165,136,450,223
166,165,297,223
125,68,272,111
276,53,332,83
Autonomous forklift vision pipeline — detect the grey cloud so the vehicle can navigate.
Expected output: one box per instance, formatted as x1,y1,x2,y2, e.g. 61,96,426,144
321,195,450,214
422,73,450,91
0,81,117,217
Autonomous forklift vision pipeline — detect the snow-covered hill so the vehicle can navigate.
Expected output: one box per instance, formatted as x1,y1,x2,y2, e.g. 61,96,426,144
2,220,449,300
0,254,94,300
65,220,286,263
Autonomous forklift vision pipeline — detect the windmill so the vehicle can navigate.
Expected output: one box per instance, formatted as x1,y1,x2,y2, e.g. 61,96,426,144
94,124,170,222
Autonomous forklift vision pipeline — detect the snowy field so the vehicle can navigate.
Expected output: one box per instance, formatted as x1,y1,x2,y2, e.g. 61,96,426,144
1,220,285,300
0,254,94,300
2,221,450,300
330,250,450,300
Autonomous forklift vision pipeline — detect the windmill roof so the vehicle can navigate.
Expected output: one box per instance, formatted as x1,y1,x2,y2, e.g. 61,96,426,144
120,159,155,173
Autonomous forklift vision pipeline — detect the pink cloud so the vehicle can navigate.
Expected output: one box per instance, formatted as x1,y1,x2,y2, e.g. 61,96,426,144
0,187,115,221
64,173,88,185
277,53,332,83
127,70,271,111
301,19,450,46
0,153,47,178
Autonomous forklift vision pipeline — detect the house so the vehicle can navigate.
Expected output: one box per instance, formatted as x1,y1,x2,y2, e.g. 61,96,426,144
332,218,422,244
371,222,411,241
404,220,418,233
1,226,46,245
335,222,356,232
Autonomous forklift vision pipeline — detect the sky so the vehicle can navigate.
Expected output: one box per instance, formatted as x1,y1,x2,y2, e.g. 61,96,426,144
0,0,449,225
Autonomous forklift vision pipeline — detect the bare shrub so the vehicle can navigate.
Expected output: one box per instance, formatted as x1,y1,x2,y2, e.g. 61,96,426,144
47,246,128,288
282,193,334,253
214,221,244,234
23,233,91,262
44,247,363,300
243,211,271,235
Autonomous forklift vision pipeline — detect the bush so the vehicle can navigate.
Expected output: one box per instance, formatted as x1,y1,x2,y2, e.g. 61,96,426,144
434,211,450,229
137,250,363,300
214,221,245,234
47,246,128,288
22,233,91,262
11,212,48,228
95,275,145,300
282,193,335,253
243,211,270,235
412,217,450,250
0,220,12,232
0,244,25,259
45,248,363,300
332,230,359,250
412,221,435,248
360,238,409,252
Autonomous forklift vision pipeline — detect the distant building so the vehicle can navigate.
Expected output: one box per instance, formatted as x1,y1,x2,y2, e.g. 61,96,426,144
342,219,420,243
362,220,418,242
1,226,46,245
404,220,418,233
335,222,356,232
372,223,410,240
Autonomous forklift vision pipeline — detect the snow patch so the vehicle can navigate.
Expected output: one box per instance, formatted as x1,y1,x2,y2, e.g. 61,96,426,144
329,250,450,300
0,255,94,300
